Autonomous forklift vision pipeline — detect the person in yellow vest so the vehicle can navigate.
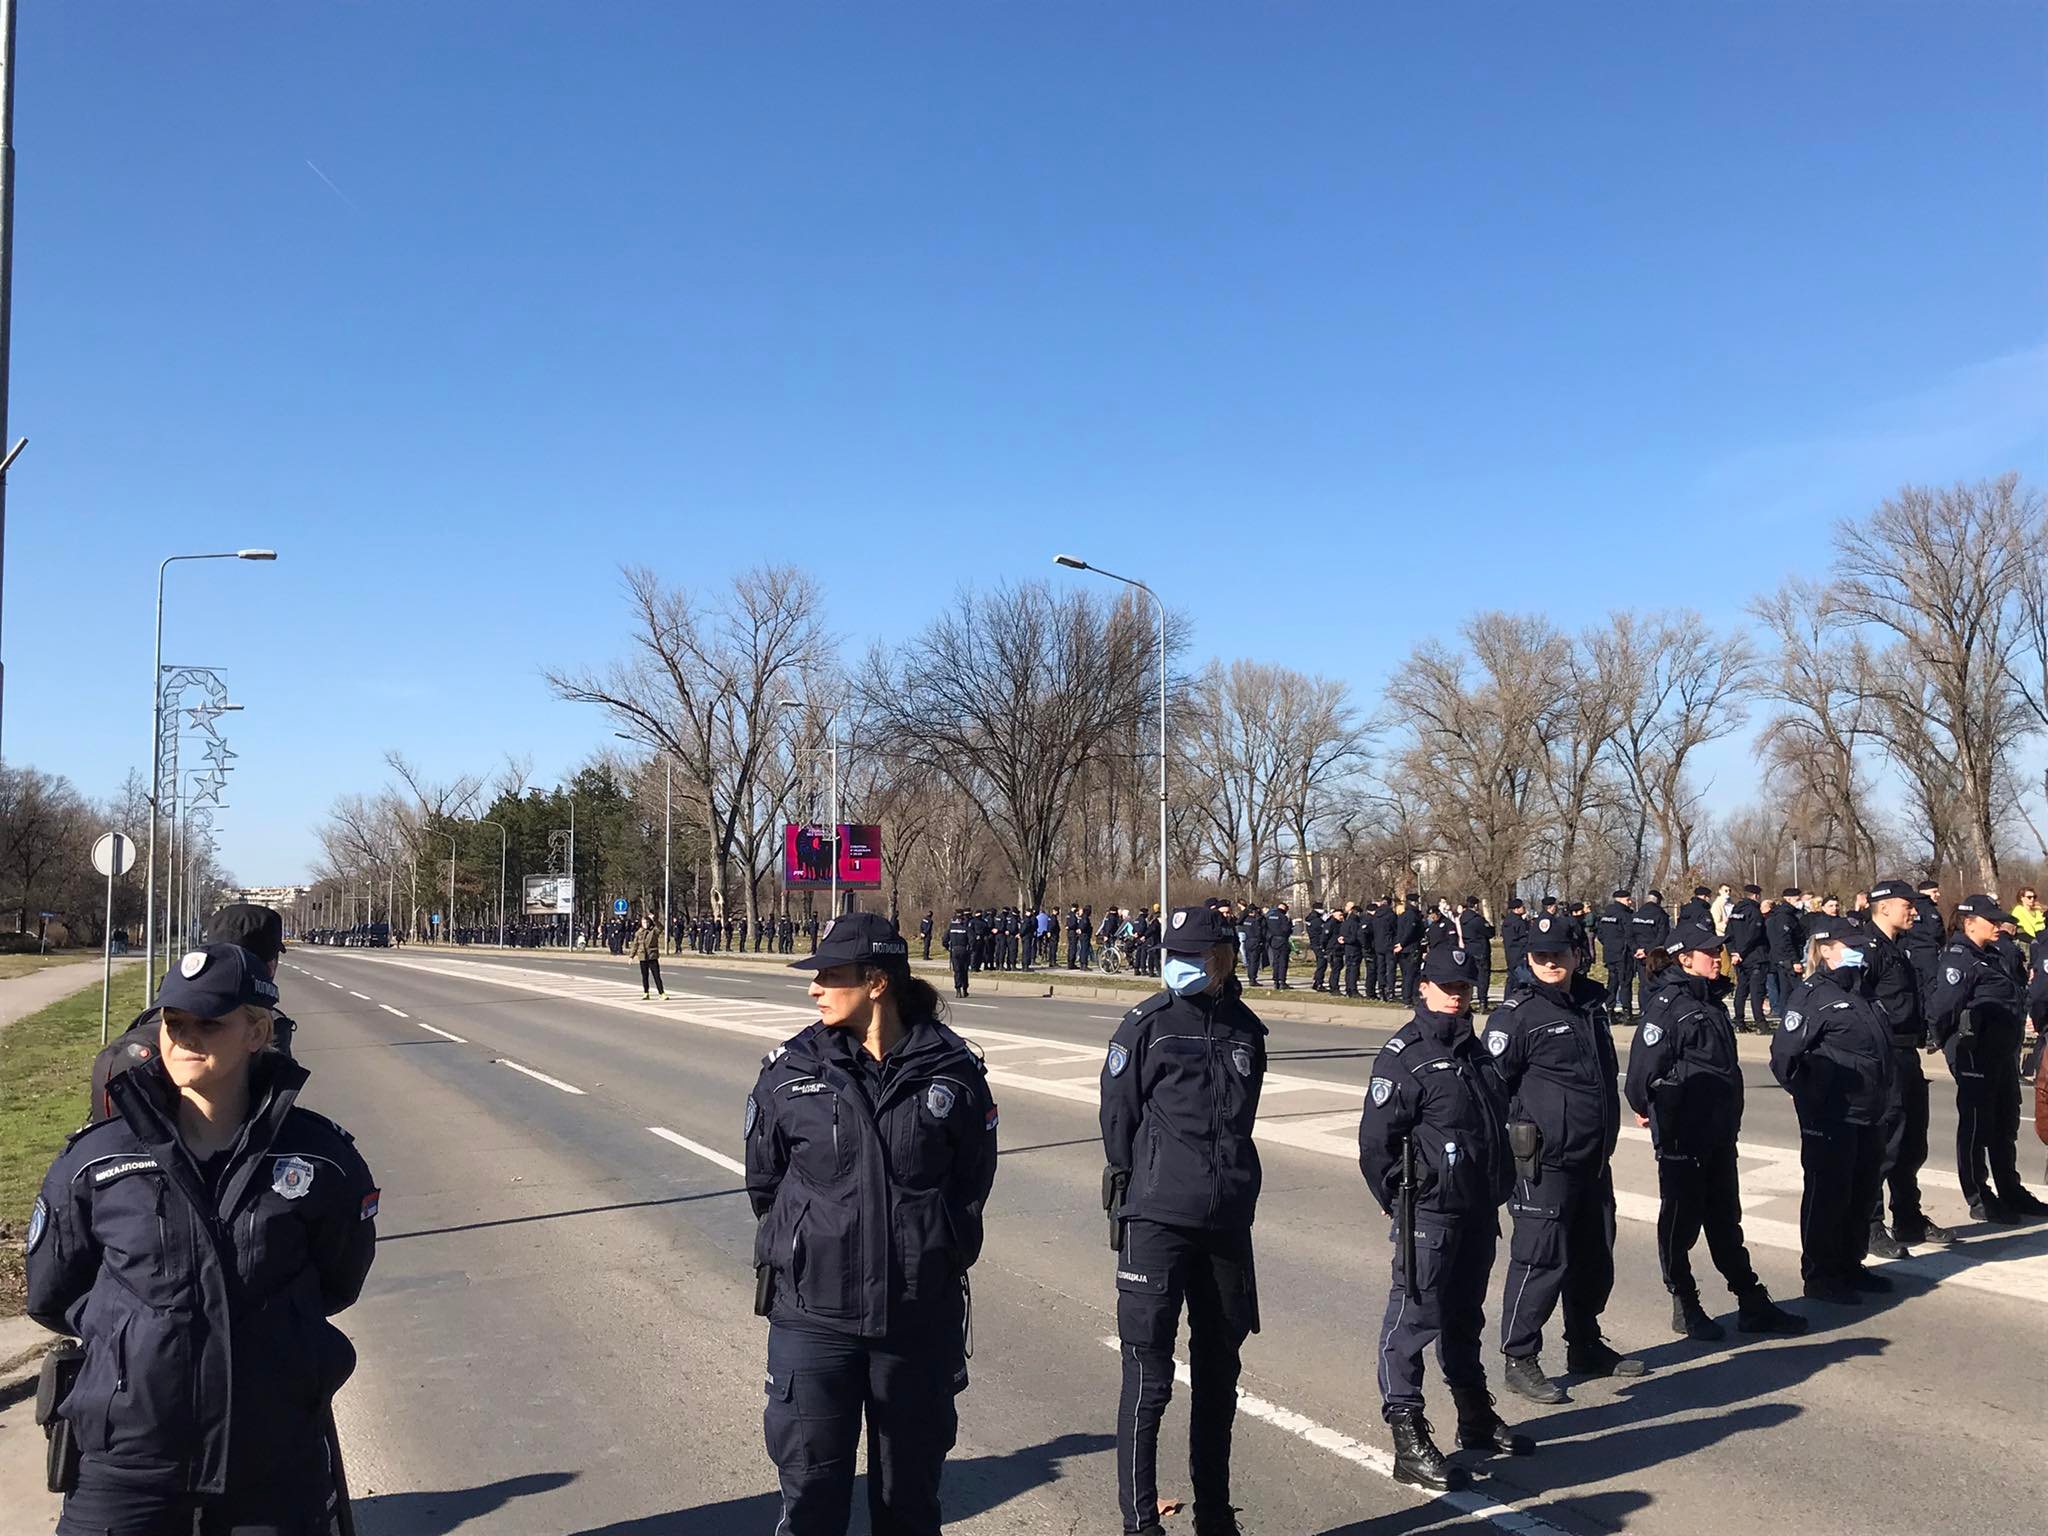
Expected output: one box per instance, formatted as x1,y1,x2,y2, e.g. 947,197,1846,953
2011,887,2044,943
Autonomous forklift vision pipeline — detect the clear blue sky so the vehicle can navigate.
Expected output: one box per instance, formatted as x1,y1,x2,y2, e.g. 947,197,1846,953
5,3,2043,883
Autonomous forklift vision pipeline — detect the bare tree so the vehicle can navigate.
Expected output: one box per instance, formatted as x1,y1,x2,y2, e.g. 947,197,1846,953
1832,476,2039,889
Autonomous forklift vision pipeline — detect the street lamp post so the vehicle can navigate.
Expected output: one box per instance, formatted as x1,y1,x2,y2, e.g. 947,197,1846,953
616,733,674,944
1056,555,1167,922
143,549,275,1000
778,702,839,915
472,819,508,946
441,831,457,944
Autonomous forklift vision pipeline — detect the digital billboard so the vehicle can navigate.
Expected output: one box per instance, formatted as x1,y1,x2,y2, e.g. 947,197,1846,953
522,874,575,915
783,824,882,889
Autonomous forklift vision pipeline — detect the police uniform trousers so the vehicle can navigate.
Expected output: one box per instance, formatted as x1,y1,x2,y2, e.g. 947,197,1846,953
1606,954,1638,1015
1372,948,1395,1000
1244,938,1264,987
1798,1120,1886,1283
950,951,970,996
1266,939,1290,988
1344,947,1364,998
1653,1143,1760,1299
1950,1030,2024,1207
1116,1218,1258,1535
1376,1213,1495,1418
1500,1165,1616,1359
60,1452,331,1536
1872,1045,1931,1232
1308,943,1328,991
1394,950,1419,1005
1730,956,1770,1028
764,1298,966,1536
1473,960,1492,1012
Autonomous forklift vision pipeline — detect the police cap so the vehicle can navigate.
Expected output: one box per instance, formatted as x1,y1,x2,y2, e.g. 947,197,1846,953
155,943,281,1019
1866,877,1915,904
204,902,285,962
1666,917,1724,955
1803,913,1861,944
1526,913,1572,951
1422,942,1481,986
1955,894,2014,925
1161,905,1236,954
788,911,910,971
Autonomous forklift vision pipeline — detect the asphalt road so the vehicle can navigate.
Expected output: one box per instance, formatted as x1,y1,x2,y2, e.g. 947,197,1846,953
275,944,2045,1536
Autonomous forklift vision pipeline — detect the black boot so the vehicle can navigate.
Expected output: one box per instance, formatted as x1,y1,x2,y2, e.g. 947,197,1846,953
1452,1387,1535,1456
1736,1284,1809,1334
1565,1337,1647,1378
1500,1351,1566,1404
1671,1290,1725,1341
1866,1222,1909,1260
1194,1508,1245,1536
1389,1407,1469,1491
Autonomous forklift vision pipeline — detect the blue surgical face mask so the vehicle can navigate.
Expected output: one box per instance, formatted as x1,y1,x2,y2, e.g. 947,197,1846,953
1833,947,1866,969
1163,955,1211,995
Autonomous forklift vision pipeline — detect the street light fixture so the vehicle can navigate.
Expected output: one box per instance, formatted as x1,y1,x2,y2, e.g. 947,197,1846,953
1054,555,1168,922
778,700,839,916
144,549,278,1000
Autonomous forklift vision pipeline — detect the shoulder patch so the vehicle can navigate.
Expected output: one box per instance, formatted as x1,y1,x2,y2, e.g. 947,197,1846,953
744,1095,760,1137
1106,1042,1130,1077
25,1197,49,1254
1485,1031,1509,1056
1782,1010,1803,1033
1369,1076,1394,1106
1640,1022,1664,1047
1944,966,1962,986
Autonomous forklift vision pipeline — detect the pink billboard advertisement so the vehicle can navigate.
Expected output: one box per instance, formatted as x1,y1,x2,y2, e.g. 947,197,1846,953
783,824,883,889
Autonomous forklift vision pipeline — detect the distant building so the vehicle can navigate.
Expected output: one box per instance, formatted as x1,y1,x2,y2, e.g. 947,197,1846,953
235,885,310,911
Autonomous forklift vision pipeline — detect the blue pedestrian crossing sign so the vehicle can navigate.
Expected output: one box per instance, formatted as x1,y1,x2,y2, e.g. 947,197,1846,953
430,913,441,927
613,898,630,915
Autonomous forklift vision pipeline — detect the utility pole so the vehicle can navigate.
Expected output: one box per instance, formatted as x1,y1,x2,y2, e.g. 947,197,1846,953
0,0,20,749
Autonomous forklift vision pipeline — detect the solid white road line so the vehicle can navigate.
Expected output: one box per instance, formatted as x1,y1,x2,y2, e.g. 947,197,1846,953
647,1126,747,1176
1095,1338,1567,1535
348,991,372,1000
414,1022,467,1044
497,1058,586,1094
378,1004,409,1018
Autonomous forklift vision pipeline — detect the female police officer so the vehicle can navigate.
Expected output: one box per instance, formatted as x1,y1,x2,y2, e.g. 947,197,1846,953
744,911,998,1536
27,942,379,1535
1625,919,1805,1337
1100,905,1265,1536
1770,914,1896,1302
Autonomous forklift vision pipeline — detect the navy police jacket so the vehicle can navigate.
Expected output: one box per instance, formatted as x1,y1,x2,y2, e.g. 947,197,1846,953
1624,973,1745,1158
1926,934,2023,1051
26,1053,377,1496
1769,967,1895,1128
745,1016,997,1338
1866,927,1928,1049
1482,974,1621,1174
1100,977,1268,1230
1359,1007,1512,1221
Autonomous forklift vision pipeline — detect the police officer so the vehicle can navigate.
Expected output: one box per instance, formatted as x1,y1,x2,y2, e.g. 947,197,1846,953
1370,896,1399,1000
1391,895,1424,1004
29,943,378,1535
944,908,973,998
1342,901,1368,999
1595,890,1636,1016
1625,919,1806,1337
1360,942,1532,1493
745,913,998,1536
1676,886,1714,927
1723,884,1770,1032
1770,914,1897,1301
1926,895,2048,1223
1460,896,1494,1012
1265,902,1293,989
1101,906,1266,1536
1306,904,1331,992
919,910,934,960
1862,879,1957,1252
1499,897,1530,993
1764,888,1808,1020
1485,911,1641,1404
1242,901,1268,988
1630,890,1671,1008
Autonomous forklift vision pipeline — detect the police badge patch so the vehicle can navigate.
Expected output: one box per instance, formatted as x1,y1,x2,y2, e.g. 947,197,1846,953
1944,966,1962,986
1107,1043,1129,1077
1452,949,1467,966
1369,1077,1393,1107
926,1083,957,1119
1641,1023,1663,1046
1486,1031,1509,1056
1782,1010,1803,1033
1232,1044,1251,1078
744,1095,759,1137
25,1197,48,1255
272,1156,316,1200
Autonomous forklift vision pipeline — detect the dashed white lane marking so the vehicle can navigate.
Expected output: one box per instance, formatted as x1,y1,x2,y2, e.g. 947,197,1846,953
327,981,344,989
954,1001,997,1009
414,1022,467,1044
497,1058,585,1094
378,1004,408,1018
648,1126,747,1176
348,991,372,1000
1095,1338,1567,1535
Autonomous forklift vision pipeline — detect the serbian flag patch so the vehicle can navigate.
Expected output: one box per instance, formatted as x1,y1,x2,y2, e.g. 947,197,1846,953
985,1104,999,1132
360,1189,381,1222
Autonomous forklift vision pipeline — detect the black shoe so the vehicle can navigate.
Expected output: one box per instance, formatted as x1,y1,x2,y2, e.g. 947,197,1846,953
1671,1292,1725,1341
1999,1188,2048,1218
1845,1267,1894,1294
1802,1276,1859,1304
1131,1526,1167,1536
1194,1509,1246,1536
1900,1219,1958,1246
1452,1388,1535,1456
1866,1223,1909,1260
1736,1285,1809,1334
1388,1408,1470,1492
1969,1199,2019,1225
1565,1338,1647,1378
1500,1352,1566,1404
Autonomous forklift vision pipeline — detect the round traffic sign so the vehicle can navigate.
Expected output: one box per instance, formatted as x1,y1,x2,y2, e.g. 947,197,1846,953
91,832,137,878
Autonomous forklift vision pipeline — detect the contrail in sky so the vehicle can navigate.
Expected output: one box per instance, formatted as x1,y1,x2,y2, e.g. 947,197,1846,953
304,158,361,213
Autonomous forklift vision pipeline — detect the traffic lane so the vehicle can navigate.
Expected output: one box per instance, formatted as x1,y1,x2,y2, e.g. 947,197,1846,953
303,954,2038,1536
290,963,1489,1535
310,949,1974,1179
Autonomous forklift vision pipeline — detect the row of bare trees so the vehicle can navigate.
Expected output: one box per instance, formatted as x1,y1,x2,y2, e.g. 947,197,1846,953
303,475,2048,928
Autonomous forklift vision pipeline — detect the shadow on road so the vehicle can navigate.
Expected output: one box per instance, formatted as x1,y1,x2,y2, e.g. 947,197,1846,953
1316,1487,1653,1536
379,1188,744,1243
568,1430,1114,1534
353,1470,579,1534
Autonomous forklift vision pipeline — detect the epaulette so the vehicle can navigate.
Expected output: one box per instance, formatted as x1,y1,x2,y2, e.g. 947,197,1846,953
64,1116,125,1148
294,1108,357,1145
762,1043,790,1068
1497,996,1523,1010
1123,992,1173,1024
1383,1036,1407,1053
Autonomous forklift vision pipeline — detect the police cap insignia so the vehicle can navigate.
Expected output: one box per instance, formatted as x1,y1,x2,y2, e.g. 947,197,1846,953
180,950,209,978
1172,911,1187,930
1452,949,1467,965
